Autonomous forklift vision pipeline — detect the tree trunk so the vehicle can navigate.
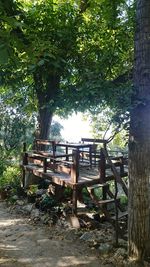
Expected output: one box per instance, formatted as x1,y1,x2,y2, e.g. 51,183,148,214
38,106,53,140
34,71,60,140
128,0,150,263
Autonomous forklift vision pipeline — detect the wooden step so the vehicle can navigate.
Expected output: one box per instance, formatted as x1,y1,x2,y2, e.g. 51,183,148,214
111,211,128,220
87,183,109,191
93,197,120,206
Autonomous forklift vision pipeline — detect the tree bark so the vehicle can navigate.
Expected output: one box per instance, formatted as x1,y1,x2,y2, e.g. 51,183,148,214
38,106,53,140
128,0,150,262
34,71,60,140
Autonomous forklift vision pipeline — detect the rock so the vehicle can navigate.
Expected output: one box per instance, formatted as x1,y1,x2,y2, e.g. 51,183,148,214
22,204,33,213
113,248,127,258
11,195,19,201
41,214,50,224
30,208,40,219
56,217,70,229
13,205,24,214
118,238,127,248
16,200,25,206
48,219,54,227
110,247,127,267
80,231,95,242
36,189,47,197
98,243,113,254
79,228,115,245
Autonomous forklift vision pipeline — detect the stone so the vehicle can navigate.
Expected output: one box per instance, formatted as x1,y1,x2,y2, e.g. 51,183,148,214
80,231,95,242
36,189,47,197
22,204,33,213
98,243,113,254
16,200,25,206
30,208,40,218
113,248,127,258
11,195,19,201
41,214,50,224
118,238,127,248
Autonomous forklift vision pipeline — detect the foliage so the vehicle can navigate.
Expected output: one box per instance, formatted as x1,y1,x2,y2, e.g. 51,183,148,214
0,0,135,138
39,194,58,211
0,146,8,176
120,194,128,206
0,99,36,153
0,0,25,64
0,89,64,154
84,105,129,149
50,120,64,141
27,185,38,196
0,165,21,189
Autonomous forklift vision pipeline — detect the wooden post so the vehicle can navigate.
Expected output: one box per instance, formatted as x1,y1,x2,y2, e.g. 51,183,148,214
89,145,92,168
71,150,79,214
32,139,36,150
99,148,107,201
71,150,79,184
43,158,47,173
99,148,106,183
120,156,124,176
23,152,28,165
72,186,77,215
22,152,28,188
23,142,26,152
66,146,69,161
22,143,27,188
52,141,56,157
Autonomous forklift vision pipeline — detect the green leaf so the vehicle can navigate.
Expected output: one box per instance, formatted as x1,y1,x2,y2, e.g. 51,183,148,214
37,59,45,66
0,45,9,64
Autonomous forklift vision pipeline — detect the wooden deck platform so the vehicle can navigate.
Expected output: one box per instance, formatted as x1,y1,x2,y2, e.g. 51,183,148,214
21,139,128,215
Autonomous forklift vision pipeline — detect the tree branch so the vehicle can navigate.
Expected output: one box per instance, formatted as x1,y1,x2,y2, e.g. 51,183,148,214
79,0,90,13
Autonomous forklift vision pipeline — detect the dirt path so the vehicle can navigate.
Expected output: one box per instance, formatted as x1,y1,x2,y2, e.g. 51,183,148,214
0,201,100,267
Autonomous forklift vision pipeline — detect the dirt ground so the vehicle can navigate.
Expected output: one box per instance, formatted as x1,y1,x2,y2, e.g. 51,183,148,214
0,201,101,267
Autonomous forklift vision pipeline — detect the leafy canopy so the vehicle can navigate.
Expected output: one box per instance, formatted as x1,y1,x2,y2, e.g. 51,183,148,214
0,0,135,117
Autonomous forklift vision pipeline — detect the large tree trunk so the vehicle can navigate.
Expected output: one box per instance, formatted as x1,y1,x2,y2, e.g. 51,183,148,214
38,106,53,140
34,71,60,140
128,0,150,263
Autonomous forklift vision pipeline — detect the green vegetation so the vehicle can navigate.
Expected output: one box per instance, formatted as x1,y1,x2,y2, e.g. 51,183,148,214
0,165,21,193
0,0,134,191
0,0,134,139
1,0,150,263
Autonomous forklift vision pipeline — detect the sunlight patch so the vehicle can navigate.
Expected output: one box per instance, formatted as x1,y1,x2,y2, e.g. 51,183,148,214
0,218,22,227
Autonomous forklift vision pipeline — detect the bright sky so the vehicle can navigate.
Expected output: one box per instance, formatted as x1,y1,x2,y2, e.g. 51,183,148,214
54,112,92,142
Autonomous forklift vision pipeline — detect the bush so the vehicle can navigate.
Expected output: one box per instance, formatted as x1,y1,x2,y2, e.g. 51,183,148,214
0,146,7,176
0,166,21,190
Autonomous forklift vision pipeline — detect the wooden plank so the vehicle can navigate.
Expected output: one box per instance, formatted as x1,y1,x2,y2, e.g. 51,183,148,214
97,198,120,205
105,172,128,180
27,152,53,158
36,139,54,145
81,138,108,144
56,165,71,175
111,211,128,220
87,183,108,190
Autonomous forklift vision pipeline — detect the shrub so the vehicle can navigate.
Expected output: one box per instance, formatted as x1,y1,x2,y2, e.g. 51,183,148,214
0,166,21,190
